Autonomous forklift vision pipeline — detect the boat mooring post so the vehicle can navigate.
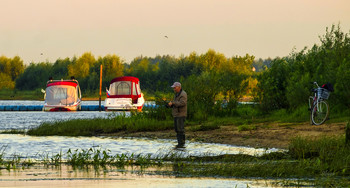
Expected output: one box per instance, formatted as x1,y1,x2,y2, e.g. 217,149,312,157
99,64,103,112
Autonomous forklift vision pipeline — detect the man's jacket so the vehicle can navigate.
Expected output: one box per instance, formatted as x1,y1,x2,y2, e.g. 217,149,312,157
172,89,187,117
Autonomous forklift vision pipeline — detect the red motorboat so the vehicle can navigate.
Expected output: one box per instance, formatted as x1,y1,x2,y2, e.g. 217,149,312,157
104,76,144,111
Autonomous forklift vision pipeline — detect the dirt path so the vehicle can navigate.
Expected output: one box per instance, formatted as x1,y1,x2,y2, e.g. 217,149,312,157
105,122,347,149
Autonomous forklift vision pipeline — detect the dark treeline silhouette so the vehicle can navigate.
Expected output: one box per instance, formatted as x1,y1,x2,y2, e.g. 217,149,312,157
1,24,349,119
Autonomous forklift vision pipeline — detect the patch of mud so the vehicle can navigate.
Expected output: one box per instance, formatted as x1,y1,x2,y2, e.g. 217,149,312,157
105,122,347,149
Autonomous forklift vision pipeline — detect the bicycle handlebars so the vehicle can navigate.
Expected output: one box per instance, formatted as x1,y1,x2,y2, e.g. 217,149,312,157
310,81,320,88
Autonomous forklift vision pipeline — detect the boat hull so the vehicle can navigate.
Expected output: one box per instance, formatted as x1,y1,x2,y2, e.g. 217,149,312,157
43,103,81,112
104,98,144,112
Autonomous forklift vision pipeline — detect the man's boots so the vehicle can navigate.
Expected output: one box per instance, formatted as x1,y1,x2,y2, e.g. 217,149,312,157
176,133,185,148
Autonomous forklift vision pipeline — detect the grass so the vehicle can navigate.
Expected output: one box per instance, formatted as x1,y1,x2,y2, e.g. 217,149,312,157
188,122,220,131
0,89,44,100
26,102,347,137
237,124,257,131
165,134,350,186
65,148,157,167
0,129,25,134
27,112,173,136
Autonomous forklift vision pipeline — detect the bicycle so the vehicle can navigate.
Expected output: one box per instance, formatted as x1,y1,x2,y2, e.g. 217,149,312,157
308,82,331,125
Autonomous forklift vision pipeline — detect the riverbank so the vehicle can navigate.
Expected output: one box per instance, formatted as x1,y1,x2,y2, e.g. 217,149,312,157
4,113,350,187
103,121,347,149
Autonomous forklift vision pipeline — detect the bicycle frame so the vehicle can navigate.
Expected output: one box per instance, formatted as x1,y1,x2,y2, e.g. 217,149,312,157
308,82,320,111
309,81,329,125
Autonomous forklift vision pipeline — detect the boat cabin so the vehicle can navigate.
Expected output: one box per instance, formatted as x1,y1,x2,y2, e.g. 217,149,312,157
105,76,144,111
43,79,82,111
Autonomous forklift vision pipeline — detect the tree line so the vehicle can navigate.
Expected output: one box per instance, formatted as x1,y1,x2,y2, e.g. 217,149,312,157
0,56,24,89
1,50,257,98
1,24,349,119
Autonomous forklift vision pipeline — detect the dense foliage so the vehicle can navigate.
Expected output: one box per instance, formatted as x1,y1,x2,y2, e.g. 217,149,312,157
0,56,24,89
256,24,350,113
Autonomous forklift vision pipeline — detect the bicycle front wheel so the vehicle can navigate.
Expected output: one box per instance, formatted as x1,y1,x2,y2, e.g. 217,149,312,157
311,100,329,125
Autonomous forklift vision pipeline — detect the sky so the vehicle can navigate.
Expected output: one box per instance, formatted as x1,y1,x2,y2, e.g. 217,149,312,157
1,0,350,64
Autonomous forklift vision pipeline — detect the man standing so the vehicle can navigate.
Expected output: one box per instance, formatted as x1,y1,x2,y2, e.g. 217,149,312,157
168,82,187,148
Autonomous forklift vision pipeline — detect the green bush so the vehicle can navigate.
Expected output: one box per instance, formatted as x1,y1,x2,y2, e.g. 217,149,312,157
256,24,350,114
256,58,290,112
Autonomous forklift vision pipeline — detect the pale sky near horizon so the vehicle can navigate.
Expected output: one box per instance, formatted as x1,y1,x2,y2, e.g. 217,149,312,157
1,0,349,64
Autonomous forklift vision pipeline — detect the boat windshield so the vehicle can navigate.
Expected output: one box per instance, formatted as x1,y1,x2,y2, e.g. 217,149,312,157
109,81,132,95
45,85,78,105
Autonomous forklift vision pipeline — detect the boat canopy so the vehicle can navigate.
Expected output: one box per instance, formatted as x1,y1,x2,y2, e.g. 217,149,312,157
45,81,79,105
108,76,141,99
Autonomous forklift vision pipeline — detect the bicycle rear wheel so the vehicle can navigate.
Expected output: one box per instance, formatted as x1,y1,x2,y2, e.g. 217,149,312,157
311,100,329,125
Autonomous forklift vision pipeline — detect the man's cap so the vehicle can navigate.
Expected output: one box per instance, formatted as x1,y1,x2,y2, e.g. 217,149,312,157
171,82,181,88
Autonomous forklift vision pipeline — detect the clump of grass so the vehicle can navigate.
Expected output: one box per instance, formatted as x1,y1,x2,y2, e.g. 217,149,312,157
66,147,156,168
0,129,25,134
236,105,261,119
0,145,6,164
267,106,309,123
189,122,220,131
288,136,345,159
237,124,256,131
288,135,350,177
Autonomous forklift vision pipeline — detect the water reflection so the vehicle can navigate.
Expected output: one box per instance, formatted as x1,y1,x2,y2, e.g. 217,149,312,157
0,164,273,188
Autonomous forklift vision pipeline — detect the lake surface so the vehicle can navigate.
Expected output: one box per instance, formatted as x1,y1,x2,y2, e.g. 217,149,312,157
0,100,282,187
0,100,279,158
0,164,274,188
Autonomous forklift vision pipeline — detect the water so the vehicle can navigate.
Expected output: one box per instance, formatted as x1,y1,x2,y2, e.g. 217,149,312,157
0,100,282,187
0,100,118,130
0,100,101,106
0,100,281,158
0,134,278,160
0,165,272,188
0,111,115,130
